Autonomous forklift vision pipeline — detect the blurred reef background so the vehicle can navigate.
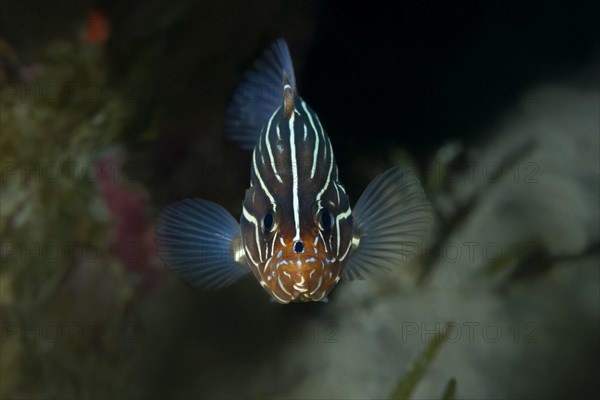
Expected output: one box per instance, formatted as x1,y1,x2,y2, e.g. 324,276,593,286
1,1,599,399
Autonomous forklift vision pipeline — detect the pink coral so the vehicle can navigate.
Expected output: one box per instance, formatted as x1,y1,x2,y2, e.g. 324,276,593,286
95,154,162,293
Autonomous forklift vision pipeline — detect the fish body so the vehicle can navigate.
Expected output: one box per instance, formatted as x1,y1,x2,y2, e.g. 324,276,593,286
241,89,351,302
157,39,432,304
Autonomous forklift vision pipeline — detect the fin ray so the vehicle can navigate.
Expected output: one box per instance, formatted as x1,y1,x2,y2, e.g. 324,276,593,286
343,167,433,280
156,199,249,289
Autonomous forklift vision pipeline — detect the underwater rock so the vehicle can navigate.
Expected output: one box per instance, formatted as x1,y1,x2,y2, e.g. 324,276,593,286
428,82,599,288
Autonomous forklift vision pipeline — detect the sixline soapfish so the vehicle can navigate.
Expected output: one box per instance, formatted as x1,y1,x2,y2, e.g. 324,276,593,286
156,39,432,304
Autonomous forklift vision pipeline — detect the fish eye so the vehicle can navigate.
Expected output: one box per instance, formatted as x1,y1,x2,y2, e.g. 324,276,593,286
319,208,333,230
263,212,274,233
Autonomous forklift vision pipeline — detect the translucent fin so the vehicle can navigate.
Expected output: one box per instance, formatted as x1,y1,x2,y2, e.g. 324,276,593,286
225,38,297,150
344,167,433,280
156,199,249,289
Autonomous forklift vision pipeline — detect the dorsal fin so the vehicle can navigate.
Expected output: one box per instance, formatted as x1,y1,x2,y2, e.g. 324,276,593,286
283,84,294,119
225,39,297,150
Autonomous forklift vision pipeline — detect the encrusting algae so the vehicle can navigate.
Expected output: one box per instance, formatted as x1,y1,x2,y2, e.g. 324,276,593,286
0,26,157,398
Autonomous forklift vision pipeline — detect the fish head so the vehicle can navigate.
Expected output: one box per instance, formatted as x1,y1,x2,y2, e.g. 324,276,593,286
264,205,348,303
241,182,354,304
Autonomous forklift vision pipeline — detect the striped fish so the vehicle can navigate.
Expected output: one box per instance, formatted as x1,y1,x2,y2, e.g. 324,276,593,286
156,39,432,303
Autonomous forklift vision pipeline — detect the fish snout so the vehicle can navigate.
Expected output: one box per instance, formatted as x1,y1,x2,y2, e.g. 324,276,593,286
265,256,338,303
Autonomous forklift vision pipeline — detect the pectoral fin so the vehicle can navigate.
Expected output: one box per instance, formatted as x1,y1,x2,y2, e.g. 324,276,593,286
344,167,433,280
156,199,249,289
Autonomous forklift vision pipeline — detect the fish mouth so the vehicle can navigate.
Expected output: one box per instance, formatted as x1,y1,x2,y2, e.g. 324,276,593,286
262,255,340,303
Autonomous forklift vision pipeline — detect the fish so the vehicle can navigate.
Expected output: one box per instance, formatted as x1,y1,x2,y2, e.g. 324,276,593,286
156,39,432,304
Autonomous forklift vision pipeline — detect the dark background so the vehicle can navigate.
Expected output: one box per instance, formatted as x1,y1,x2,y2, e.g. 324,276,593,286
6,0,598,200
7,0,597,194
304,1,599,162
